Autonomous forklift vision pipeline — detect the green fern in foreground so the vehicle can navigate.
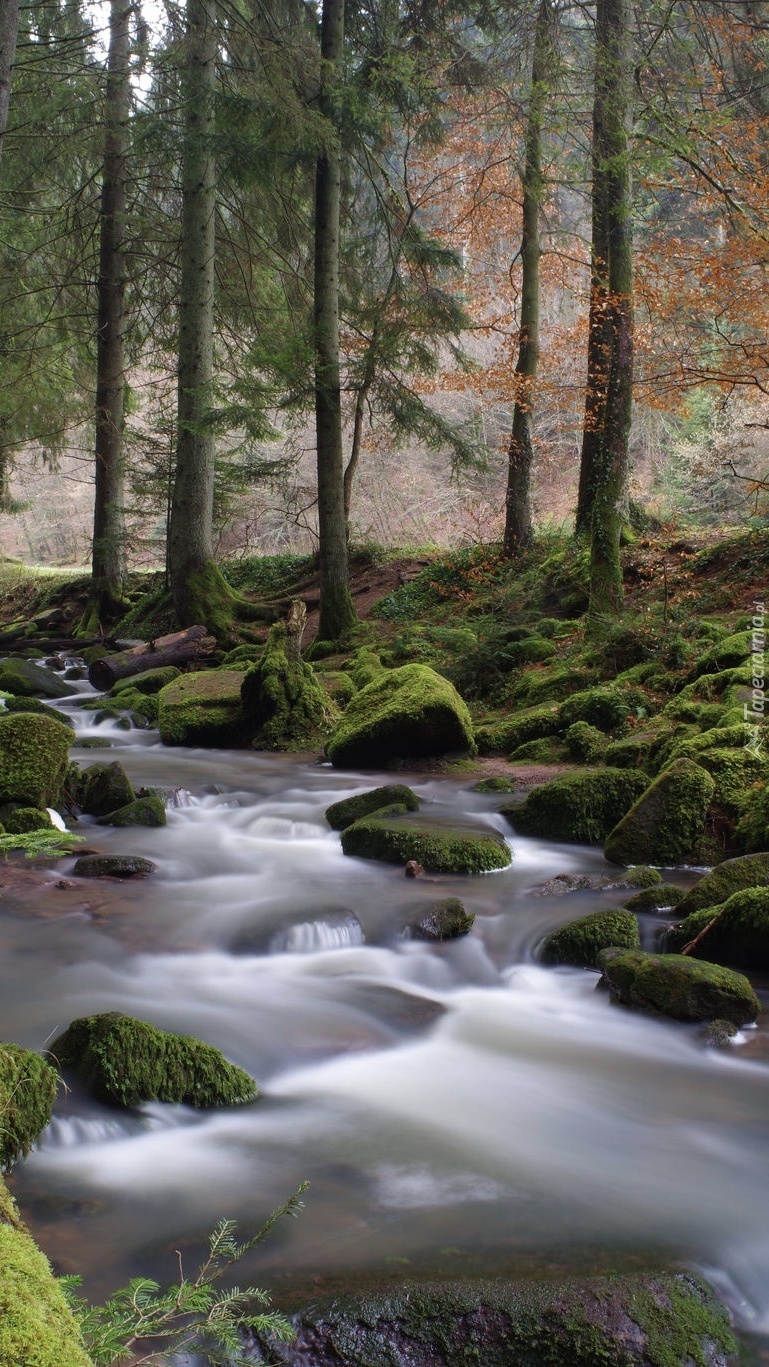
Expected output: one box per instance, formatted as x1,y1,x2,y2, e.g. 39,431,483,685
63,1186,307,1365
0,831,83,858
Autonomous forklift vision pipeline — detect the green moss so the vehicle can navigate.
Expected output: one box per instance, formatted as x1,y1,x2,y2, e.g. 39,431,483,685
0,806,53,834
564,721,608,764
319,670,357,708
0,658,71,700
158,670,246,747
97,793,166,828
669,724,748,759
327,664,475,769
662,667,753,723
691,746,768,816
539,908,640,968
509,664,596,708
0,1045,57,1170
598,947,760,1024
604,759,716,867
471,776,516,793
111,666,181,696
735,782,769,853
624,865,663,888
674,853,769,915
340,816,511,874
474,703,561,756
345,647,386,690
0,1223,94,1367
666,888,769,969
325,784,420,831
0,713,73,809
628,1273,738,1367
559,686,635,734
409,897,475,940
503,770,648,845
0,830,82,858
510,737,566,762
106,687,160,724
51,1013,258,1109
2,696,75,730
623,883,684,912
690,630,753,679
78,761,135,816
241,623,338,750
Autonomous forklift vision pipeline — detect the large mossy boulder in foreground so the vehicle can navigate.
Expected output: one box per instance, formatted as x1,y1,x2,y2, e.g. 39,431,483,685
157,670,245,746
0,1189,94,1367
256,1270,737,1367
52,1013,257,1109
325,784,420,831
0,657,72,699
539,908,640,968
326,664,475,768
502,769,648,845
0,712,72,809
604,759,716,867
598,948,760,1025
341,815,510,874
666,888,769,971
674,852,769,918
0,1045,57,1171
241,623,337,750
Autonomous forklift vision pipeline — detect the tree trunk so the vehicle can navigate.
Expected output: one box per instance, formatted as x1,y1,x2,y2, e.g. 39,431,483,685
503,0,553,558
314,0,356,642
87,625,217,690
168,0,229,629
90,0,130,626
581,0,634,620
0,0,20,511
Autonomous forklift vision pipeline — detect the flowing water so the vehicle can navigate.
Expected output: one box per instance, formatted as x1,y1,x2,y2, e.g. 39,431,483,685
4,676,769,1347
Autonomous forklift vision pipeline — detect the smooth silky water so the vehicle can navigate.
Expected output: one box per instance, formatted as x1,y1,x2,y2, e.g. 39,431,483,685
4,682,769,1347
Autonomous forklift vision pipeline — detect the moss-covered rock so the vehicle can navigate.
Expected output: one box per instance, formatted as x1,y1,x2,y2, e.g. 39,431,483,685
78,760,135,816
474,703,561,756
344,647,387,690
603,759,716,867
471,776,516,793
241,623,338,750
318,671,357,709
96,793,166,828
325,785,420,831
510,737,566,762
0,713,72,809
691,746,768,816
0,1045,57,1170
672,852,769,917
734,782,769,853
559,686,634,733
539,908,640,968
563,720,607,764
0,805,53,835
73,854,156,878
662,667,752,724
623,865,663,888
0,1216,94,1367
623,883,685,912
111,665,182,696
341,816,510,874
158,669,246,747
690,630,752,679
502,769,648,845
256,1270,738,1367
409,897,475,940
0,658,72,699
106,686,160,725
598,947,760,1025
509,664,596,707
665,888,769,970
327,664,475,769
1,695,74,730
51,1012,257,1109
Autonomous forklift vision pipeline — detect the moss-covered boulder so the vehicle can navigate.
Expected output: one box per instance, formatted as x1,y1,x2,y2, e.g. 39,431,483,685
502,769,648,845
97,793,166,828
78,760,135,816
474,703,561,756
0,658,72,699
0,805,53,834
471,776,516,793
665,888,769,970
241,623,337,750
111,665,181,696
256,1271,738,1367
559,686,633,733
51,1012,257,1109
598,947,760,1025
0,1045,57,1171
73,854,156,878
563,720,607,764
604,759,716,867
341,816,510,874
539,908,640,968
0,713,72,809
672,852,769,917
1,695,75,730
690,630,752,679
158,670,246,747
691,745,768,816
0,1206,94,1367
735,782,769,854
509,663,596,707
327,664,475,769
409,897,475,940
105,686,160,725
325,784,420,831
623,883,685,912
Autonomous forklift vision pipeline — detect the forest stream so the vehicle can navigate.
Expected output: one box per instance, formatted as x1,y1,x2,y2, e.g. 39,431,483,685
3,675,769,1355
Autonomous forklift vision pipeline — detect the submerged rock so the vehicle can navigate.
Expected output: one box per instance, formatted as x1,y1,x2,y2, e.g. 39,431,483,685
341,816,510,874
73,854,156,878
327,664,475,768
51,1012,258,1109
409,897,475,940
325,784,420,831
539,908,640,968
597,947,760,1025
255,1270,738,1366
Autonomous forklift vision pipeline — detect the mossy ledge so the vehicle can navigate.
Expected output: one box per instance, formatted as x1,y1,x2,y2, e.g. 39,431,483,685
51,1012,258,1109
255,1270,738,1366
340,816,511,874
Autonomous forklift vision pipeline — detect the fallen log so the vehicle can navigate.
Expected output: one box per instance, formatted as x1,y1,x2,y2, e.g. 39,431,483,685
87,625,217,692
